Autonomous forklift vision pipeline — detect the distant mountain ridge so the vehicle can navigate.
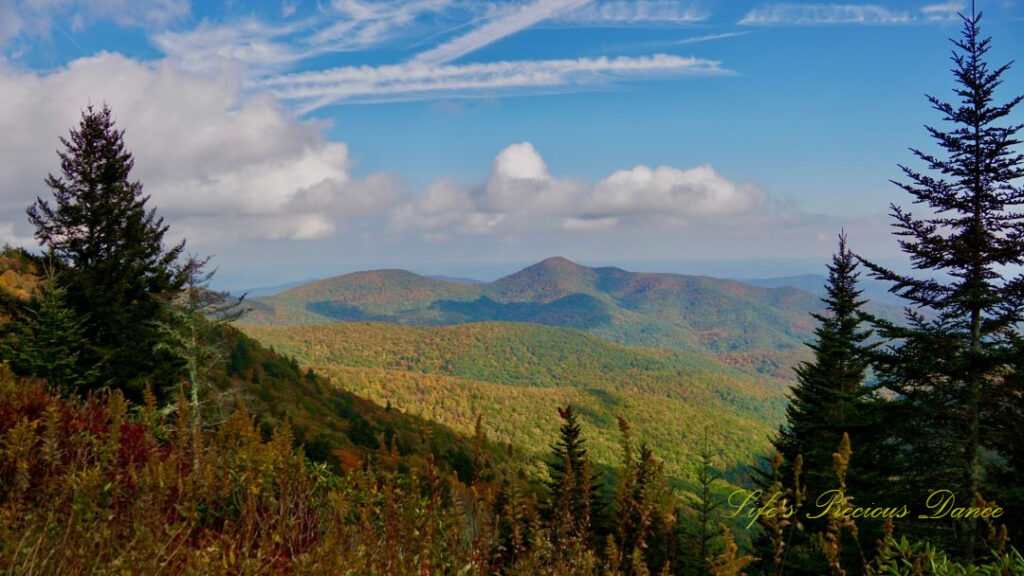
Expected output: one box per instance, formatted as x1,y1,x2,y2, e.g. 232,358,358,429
741,273,908,308
242,256,844,377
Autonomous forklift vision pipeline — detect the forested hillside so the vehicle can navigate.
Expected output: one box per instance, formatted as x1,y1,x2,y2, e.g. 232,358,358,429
241,321,790,487
0,247,499,479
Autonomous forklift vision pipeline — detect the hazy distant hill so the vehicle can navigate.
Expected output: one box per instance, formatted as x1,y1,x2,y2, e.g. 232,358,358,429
743,273,908,308
242,256,831,377
240,278,319,298
428,274,485,285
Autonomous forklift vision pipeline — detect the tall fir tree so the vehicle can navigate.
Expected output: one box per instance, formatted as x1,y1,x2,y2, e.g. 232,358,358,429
769,232,879,575
683,428,723,576
27,105,192,398
859,4,1024,556
546,405,604,549
774,232,876,496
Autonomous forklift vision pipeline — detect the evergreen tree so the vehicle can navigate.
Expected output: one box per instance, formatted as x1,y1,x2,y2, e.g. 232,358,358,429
683,428,723,576
1,262,98,393
858,5,1024,555
769,232,878,575
774,232,876,498
547,405,604,548
27,105,192,397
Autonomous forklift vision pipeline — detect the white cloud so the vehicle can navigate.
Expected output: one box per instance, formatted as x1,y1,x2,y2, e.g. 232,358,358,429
920,1,965,21
586,164,764,218
492,142,550,181
153,18,314,74
133,1,458,76
739,4,914,25
673,32,748,45
154,0,453,75
0,53,402,243
2,0,188,44
312,0,453,47
392,143,765,240
486,142,579,214
561,1,707,25
412,0,591,66
265,54,727,110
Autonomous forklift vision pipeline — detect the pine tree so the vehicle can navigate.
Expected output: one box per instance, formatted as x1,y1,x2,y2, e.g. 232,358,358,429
769,232,879,575
613,417,677,575
27,105,192,397
684,428,723,576
547,405,604,548
858,5,1024,555
1,262,98,393
775,232,875,500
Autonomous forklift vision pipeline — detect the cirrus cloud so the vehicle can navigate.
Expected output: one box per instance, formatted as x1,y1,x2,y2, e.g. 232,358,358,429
739,4,914,26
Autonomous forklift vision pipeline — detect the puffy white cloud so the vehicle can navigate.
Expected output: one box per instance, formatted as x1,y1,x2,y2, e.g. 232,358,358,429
0,52,402,244
486,142,579,214
392,142,765,240
492,142,550,181
586,164,764,218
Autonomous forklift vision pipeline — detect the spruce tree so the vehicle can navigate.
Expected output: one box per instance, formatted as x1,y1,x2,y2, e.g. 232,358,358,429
27,105,192,397
774,232,875,497
1,263,98,394
683,428,723,576
769,232,878,574
547,405,604,547
858,5,1023,555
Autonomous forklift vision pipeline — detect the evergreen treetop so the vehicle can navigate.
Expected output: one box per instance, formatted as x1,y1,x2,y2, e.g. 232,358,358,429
27,104,193,396
775,232,874,489
859,4,1024,555
547,405,604,546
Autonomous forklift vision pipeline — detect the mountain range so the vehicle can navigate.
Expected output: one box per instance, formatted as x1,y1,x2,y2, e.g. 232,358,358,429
233,256,911,490
240,256,843,377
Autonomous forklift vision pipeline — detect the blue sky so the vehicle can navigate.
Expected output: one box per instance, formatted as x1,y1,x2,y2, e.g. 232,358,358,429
0,0,1021,289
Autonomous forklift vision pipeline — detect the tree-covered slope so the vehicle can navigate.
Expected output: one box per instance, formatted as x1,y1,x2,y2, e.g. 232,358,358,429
240,321,791,488
0,247,496,480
